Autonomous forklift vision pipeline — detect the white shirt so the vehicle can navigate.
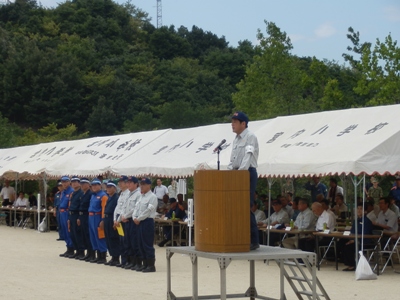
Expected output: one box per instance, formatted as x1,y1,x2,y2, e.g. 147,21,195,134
262,209,289,225
122,188,141,219
294,208,316,230
168,184,177,199
113,189,130,221
14,197,29,207
316,210,336,231
366,210,377,223
390,204,400,218
377,209,398,232
227,128,259,170
254,209,266,223
133,190,158,221
153,185,168,199
0,186,15,200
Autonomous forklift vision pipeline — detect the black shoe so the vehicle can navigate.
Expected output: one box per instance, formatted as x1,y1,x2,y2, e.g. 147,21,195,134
250,243,260,251
56,238,64,241
96,252,107,264
157,239,168,247
142,259,156,273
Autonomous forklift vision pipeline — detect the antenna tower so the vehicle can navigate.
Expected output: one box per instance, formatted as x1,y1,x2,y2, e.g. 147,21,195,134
156,0,162,28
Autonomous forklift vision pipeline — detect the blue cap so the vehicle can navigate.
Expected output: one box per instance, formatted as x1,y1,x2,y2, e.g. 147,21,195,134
127,176,139,183
119,175,128,182
61,176,70,182
80,178,90,184
91,179,102,185
106,181,117,188
231,111,249,124
169,197,177,203
71,176,80,182
140,178,152,185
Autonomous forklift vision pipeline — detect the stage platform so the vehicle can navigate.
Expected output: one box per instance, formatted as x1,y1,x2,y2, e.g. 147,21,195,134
166,245,330,300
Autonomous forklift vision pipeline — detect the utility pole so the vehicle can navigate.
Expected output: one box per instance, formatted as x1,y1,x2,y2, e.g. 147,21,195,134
156,0,162,28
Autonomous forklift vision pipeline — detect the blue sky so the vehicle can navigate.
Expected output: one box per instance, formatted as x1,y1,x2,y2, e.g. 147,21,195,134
39,0,400,64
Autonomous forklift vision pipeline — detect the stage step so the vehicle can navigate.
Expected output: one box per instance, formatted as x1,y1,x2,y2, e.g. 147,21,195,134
278,258,331,300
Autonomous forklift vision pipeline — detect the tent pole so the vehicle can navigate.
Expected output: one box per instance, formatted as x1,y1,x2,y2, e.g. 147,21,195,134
266,177,276,246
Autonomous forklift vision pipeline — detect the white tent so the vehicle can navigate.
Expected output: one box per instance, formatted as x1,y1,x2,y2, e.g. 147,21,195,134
0,104,399,178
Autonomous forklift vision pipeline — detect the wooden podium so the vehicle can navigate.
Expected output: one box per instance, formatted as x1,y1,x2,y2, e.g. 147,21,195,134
194,170,250,253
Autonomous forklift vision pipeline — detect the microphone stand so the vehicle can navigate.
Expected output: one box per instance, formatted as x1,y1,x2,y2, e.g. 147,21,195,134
216,146,222,170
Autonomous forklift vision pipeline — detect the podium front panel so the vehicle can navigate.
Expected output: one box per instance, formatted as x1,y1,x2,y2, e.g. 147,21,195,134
194,170,250,253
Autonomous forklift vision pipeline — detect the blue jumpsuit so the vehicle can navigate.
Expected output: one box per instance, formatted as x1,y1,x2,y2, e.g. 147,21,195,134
59,186,74,249
54,191,64,240
88,190,108,252
79,190,93,252
68,189,84,251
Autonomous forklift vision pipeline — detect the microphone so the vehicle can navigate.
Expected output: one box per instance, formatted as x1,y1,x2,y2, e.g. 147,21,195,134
213,139,226,152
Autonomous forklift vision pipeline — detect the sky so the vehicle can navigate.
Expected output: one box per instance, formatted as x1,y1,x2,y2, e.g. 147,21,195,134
38,0,400,64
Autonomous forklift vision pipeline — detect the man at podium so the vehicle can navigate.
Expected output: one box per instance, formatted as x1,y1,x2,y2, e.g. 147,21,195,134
228,112,260,250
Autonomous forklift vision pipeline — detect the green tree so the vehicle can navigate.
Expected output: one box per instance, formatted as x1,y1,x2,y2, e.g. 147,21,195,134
233,21,307,119
343,27,400,105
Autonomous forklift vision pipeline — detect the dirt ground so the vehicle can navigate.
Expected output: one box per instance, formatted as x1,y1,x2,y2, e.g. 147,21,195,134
0,226,399,300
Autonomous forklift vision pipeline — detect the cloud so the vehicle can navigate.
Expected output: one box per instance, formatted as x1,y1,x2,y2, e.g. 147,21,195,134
288,34,306,43
314,23,337,38
384,5,400,22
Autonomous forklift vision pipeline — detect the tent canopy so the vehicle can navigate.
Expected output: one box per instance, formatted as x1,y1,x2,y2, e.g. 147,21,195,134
1,105,399,179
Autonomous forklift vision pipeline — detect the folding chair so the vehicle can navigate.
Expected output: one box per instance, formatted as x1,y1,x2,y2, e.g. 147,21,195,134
373,234,400,273
319,237,336,267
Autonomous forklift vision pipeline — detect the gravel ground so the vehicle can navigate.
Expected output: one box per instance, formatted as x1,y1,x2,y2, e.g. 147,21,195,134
0,226,399,300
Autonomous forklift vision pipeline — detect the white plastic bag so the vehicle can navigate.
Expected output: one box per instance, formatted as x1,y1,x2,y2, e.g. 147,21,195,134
355,251,377,280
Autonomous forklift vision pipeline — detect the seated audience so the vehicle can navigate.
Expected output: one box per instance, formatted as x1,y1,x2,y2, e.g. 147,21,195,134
341,203,373,271
158,198,187,247
298,202,336,252
366,198,378,223
258,199,289,246
281,195,294,219
282,198,317,249
252,202,266,223
331,194,348,217
291,197,301,221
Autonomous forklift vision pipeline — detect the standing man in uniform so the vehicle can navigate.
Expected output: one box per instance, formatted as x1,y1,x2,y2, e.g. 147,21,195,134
153,178,168,210
103,181,121,266
88,178,108,264
133,178,158,272
227,112,260,250
53,181,64,241
121,176,141,270
78,178,93,261
67,177,84,259
58,176,74,257
0,179,16,226
113,176,130,267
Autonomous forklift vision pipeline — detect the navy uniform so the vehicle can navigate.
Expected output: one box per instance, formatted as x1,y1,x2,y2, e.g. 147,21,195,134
122,176,141,270
78,178,93,261
103,181,121,266
68,177,84,259
228,112,260,250
54,182,64,241
58,176,75,257
133,178,158,272
158,198,187,247
88,179,108,263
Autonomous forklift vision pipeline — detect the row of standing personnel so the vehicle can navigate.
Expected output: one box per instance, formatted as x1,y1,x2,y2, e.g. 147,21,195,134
55,175,158,272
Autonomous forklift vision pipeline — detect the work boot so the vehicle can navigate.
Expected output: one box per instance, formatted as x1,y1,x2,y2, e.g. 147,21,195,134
90,251,99,263
68,250,78,259
75,250,85,260
80,250,90,261
129,257,138,270
124,256,135,269
97,252,107,264
110,256,120,267
85,250,95,262
132,258,142,271
157,239,169,247
60,247,74,258
142,258,156,273
136,258,147,272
